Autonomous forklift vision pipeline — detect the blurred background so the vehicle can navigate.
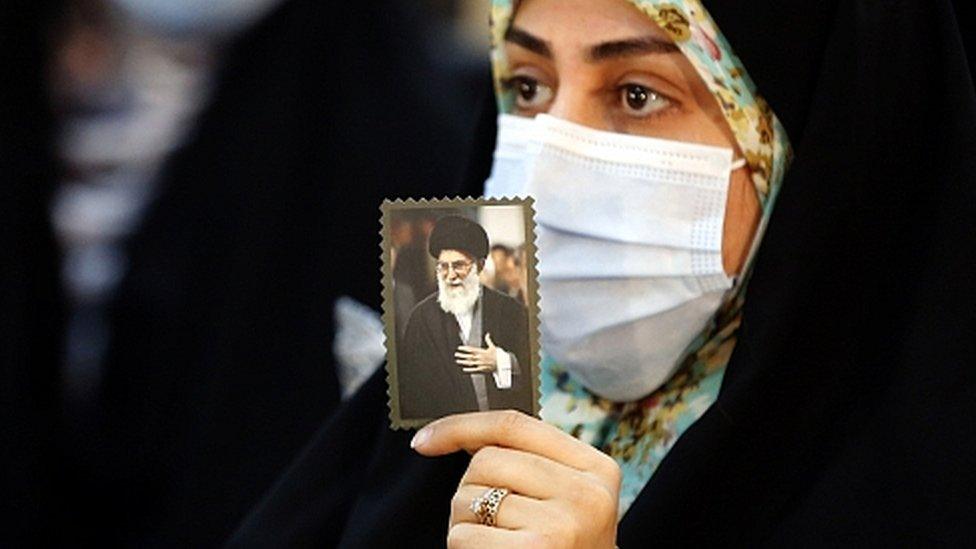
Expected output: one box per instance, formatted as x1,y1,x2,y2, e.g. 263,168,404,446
1,0,494,545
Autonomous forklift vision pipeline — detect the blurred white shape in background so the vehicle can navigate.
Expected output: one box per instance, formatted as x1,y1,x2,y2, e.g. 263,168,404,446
333,296,386,399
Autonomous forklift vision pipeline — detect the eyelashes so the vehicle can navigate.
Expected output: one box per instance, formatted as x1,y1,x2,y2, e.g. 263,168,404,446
500,75,555,112
616,83,676,118
500,74,679,120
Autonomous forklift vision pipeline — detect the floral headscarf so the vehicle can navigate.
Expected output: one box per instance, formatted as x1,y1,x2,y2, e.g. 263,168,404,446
488,0,792,514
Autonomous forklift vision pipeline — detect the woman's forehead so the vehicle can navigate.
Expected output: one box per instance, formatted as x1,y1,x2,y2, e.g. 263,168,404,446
510,0,674,47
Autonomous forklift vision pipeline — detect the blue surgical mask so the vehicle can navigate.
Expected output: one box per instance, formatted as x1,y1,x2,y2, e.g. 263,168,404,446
485,113,742,401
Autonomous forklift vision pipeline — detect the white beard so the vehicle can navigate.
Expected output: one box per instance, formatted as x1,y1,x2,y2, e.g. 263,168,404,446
437,268,482,316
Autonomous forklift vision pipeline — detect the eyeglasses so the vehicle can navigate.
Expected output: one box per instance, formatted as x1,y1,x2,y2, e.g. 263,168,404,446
436,259,474,276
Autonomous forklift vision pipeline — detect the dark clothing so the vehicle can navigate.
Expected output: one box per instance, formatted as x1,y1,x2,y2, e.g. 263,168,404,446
1,0,477,545
619,1,976,544
391,244,436,338
230,368,463,548
231,0,976,546
398,287,532,419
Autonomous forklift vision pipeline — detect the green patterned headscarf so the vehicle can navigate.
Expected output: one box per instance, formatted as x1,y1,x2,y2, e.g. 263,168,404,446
488,0,793,514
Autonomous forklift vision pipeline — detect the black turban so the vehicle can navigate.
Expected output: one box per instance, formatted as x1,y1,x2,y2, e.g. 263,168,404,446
427,215,489,261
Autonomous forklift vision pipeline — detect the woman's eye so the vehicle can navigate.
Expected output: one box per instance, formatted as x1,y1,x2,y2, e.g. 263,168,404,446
620,84,671,117
507,76,554,111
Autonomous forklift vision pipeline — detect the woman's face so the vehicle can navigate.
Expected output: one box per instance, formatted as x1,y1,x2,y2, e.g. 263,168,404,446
504,0,759,275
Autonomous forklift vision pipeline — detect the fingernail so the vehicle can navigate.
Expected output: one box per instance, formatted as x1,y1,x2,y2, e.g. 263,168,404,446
411,426,431,449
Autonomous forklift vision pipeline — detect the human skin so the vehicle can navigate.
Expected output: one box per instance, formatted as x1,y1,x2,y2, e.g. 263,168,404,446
438,249,478,289
413,410,620,548
502,0,759,277
415,0,761,547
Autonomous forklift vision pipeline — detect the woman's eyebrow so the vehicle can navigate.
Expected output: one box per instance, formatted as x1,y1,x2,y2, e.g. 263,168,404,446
504,25,553,57
504,26,679,62
586,37,680,62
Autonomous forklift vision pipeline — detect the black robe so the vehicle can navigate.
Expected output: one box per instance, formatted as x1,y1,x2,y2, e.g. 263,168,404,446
229,0,976,546
397,286,532,420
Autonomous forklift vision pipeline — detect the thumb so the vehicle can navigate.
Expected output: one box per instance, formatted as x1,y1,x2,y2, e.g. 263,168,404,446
485,332,495,348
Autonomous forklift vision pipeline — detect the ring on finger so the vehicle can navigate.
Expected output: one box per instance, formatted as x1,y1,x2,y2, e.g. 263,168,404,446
469,487,510,527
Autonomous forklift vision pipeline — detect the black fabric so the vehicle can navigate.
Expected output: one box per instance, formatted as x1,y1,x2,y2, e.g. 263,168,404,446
427,214,491,260
0,1,65,545
398,287,531,419
230,0,976,546
1,0,474,546
231,367,471,548
618,1,976,545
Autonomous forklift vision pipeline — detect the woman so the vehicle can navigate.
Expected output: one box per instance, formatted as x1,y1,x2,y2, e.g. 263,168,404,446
231,0,976,546
411,0,789,544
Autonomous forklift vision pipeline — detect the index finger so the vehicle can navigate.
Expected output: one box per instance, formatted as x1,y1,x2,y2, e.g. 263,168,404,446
410,410,614,475
456,346,487,354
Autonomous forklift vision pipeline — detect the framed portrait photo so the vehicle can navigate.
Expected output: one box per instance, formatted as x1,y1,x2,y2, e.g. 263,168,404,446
381,197,541,429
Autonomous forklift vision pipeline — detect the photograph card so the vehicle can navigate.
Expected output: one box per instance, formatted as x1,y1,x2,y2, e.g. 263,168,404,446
381,197,541,429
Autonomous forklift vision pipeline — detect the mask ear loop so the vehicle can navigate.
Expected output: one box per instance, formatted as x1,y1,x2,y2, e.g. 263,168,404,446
731,157,747,170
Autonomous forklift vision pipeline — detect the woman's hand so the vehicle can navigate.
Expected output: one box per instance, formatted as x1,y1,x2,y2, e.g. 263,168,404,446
411,410,621,548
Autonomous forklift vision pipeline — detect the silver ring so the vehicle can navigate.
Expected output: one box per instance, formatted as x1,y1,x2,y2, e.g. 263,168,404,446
469,487,510,527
